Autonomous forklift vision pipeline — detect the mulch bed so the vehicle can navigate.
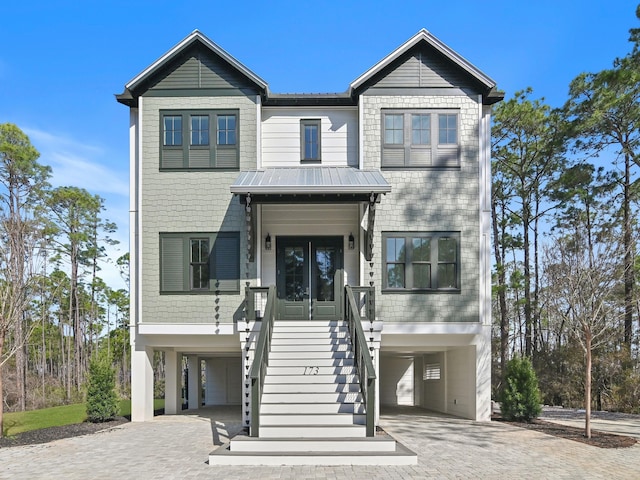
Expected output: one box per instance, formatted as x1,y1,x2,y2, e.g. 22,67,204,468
493,415,637,448
0,417,129,448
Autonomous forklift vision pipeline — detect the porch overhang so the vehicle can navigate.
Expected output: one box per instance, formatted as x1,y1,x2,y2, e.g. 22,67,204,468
231,167,390,262
230,167,391,202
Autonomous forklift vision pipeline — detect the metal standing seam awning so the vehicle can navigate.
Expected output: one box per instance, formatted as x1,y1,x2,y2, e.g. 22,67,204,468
230,166,391,199
230,167,391,262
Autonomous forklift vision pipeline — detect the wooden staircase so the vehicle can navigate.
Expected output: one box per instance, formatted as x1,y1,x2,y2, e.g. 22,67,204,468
209,320,416,465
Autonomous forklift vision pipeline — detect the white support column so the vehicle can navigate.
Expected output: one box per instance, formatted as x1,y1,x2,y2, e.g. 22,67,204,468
374,345,380,424
131,342,154,422
187,355,201,410
475,326,492,421
164,350,180,415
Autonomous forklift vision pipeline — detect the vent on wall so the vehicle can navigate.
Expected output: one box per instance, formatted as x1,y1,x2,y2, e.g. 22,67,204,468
423,363,441,380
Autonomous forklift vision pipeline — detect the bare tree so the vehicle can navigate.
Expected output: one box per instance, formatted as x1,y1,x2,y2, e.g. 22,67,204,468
0,123,50,436
543,232,625,438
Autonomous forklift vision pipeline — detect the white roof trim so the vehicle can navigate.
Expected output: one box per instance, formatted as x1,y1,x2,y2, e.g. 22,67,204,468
125,29,268,91
349,29,496,94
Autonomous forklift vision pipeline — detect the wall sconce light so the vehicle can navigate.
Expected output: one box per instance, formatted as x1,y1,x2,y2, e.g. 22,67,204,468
348,232,355,250
265,233,272,251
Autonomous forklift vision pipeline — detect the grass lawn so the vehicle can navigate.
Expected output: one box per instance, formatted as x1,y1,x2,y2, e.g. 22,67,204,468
3,399,165,437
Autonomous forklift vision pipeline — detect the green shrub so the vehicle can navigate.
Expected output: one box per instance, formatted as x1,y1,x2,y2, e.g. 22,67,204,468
86,355,119,423
501,356,542,422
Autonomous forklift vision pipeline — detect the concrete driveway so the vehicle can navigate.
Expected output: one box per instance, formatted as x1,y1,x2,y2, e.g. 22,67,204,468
1,406,639,479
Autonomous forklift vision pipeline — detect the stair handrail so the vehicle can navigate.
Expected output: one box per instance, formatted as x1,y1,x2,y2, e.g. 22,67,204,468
345,285,376,437
248,284,276,437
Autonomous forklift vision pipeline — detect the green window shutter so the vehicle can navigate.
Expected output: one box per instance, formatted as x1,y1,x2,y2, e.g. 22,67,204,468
161,236,185,292
213,233,240,292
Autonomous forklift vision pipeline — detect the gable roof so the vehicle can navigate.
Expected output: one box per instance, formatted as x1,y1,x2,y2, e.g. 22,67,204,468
349,29,502,104
117,29,502,107
116,30,268,106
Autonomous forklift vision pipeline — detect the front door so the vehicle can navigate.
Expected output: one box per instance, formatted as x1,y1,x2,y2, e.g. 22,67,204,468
276,236,343,320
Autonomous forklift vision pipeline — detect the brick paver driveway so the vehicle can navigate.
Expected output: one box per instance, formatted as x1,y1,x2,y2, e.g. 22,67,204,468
1,406,639,479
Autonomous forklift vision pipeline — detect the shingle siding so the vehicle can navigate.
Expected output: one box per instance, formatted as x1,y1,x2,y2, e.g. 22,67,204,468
362,94,481,322
140,95,258,324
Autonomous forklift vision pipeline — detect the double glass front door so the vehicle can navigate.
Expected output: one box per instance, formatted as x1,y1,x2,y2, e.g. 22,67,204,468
276,236,343,320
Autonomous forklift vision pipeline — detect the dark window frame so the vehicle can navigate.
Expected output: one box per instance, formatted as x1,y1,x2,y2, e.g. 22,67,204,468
159,231,240,294
300,119,322,162
160,109,239,170
382,231,460,293
381,109,459,168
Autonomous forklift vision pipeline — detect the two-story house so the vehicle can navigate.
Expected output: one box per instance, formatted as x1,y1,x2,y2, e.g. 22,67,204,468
117,29,501,461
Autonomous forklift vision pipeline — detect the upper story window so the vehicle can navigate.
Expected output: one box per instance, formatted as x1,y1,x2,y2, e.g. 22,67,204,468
382,110,459,168
382,232,460,292
160,109,239,170
217,115,237,145
190,115,209,146
163,116,183,146
300,119,321,162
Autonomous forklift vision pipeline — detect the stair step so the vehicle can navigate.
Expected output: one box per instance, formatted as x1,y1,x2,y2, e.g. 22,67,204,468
271,331,349,339
272,326,350,334
263,382,360,393
266,366,357,376
268,358,354,367
259,413,366,426
265,374,359,384
228,436,397,453
270,343,352,352
259,424,367,438
260,403,365,414
270,337,351,346
268,350,354,359
261,392,363,403
273,321,346,327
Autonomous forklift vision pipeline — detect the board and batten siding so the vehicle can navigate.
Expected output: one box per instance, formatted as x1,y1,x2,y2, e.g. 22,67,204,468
261,108,358,167
148,44,258,92
372,50,475,89
260,204,360,287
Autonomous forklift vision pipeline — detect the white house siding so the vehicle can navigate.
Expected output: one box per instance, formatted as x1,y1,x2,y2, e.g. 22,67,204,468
380,355,415,406
421,352,446,412
446,346,475,418
139,95,258,325
204,357,242,405
261,107,358,167
260,203,360,287
361,94,481,323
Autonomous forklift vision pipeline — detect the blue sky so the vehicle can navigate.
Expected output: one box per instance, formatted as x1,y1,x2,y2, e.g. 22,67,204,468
1,0,637,288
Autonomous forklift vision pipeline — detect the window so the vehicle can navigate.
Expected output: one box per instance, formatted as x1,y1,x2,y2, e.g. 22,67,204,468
300,119,321,161
382,110,459,168
163,116,182,146
190,115,209,146
160,110,239,169
217,115,236,145
382,232,460,292
190,238,210,290
160,232,240,293
439,114,457,144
